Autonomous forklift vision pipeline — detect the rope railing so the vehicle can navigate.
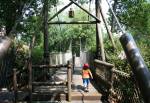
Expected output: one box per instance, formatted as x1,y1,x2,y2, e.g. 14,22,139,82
105,0,125,34
111,70,143,103
94,59,144,103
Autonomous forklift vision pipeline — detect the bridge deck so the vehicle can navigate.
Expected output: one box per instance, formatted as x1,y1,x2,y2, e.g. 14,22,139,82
55,67,102,102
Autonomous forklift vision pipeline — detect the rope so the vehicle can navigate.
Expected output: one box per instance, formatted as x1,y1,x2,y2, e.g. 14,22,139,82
104,0,125,34
88,0,92,21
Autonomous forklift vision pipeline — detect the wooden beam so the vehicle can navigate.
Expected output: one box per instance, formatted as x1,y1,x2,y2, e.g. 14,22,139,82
94,59,114,67
48,2,73,22
48,21,97,24
70,0,101,22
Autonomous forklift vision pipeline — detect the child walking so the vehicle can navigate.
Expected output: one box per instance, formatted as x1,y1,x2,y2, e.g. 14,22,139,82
82,63,93,92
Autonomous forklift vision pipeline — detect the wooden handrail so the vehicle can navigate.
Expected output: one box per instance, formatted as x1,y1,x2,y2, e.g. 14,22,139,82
94,59,114,68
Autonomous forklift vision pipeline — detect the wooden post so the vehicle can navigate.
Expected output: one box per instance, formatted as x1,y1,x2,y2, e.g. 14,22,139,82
67,61,72,102
71,55,75,82
28,59,32,103
95,0,105,61
72,55,75,73
43,0,49,80
43,0,49,64
13,69,17,103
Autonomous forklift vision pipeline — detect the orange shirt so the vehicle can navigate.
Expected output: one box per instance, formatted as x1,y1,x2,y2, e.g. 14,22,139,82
82,69,91,78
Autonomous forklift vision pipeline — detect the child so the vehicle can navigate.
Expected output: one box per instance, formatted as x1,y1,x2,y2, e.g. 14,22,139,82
82,63,93,92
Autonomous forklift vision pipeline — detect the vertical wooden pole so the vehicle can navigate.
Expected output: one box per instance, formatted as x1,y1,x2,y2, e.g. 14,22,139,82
95,0,105,61
13,69,17,103
28,59,32,103
72,55,75,73
71,55,75,82
43,0,49,64
67,61,72,102
43,0,49,80
95,0,100,59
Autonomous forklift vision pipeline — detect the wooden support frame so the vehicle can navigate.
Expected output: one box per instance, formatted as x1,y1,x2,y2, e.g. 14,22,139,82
70,0,101,22
48,21,98,24
48,2,73,22
48,0,101,24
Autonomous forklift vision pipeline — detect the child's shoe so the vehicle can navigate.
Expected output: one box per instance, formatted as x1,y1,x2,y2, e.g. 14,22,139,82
84,88,89,92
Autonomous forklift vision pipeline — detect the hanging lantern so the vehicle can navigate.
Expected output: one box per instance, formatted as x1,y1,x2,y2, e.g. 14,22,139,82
69,8,74,18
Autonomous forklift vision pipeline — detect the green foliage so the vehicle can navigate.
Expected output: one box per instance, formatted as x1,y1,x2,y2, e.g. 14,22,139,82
32,45,44,64
110,0,150,35
135,35,150,69
0,0,31,34
13,41,29,69
105,37,131,73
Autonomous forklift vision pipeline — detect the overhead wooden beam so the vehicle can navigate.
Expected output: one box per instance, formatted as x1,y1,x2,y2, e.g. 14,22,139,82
48,21,97,24
70,0,101,22
48,2,73,22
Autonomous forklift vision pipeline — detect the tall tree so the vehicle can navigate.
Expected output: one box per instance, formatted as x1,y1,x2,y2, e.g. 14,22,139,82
0,0,32,35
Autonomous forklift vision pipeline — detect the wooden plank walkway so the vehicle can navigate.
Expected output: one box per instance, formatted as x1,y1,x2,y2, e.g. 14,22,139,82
71,67,102,102
55,67,102,102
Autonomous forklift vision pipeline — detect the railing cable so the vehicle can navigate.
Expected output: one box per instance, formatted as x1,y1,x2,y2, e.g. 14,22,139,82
104,0,125,34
